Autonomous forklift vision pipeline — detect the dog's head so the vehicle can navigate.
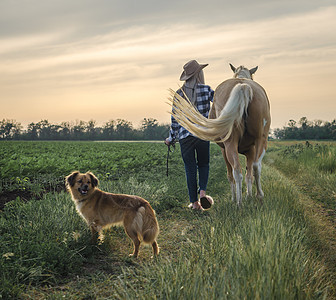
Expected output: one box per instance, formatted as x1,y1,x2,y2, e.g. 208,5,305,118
65,171,99,199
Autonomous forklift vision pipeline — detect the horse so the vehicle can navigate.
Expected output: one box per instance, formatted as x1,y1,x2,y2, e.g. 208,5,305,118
168,64,271,205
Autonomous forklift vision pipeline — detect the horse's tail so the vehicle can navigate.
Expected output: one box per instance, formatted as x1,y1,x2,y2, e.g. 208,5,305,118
168,83,253,142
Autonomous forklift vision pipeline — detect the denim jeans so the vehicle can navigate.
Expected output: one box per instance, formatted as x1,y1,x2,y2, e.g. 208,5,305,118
179,136,210,203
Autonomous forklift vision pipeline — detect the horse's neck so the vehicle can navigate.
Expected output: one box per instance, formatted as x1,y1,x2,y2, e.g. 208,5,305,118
235,69,251,79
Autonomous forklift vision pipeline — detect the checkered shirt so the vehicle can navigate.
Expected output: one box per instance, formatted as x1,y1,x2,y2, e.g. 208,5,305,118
168,84,214,142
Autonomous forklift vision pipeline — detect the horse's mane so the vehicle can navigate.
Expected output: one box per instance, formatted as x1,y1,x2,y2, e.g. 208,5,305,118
234,66,253,80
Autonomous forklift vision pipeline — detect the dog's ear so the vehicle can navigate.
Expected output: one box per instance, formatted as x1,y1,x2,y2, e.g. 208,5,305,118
66,171,79,188
88,172,99,187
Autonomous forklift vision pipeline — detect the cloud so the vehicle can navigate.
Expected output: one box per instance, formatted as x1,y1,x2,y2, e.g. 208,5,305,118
0,5,335,127
1,0,334,37
2,6,335,75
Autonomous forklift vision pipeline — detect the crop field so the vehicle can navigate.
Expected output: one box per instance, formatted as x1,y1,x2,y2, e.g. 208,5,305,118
0,140,335,299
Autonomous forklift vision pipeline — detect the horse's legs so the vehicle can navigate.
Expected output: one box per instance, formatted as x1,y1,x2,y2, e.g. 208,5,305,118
245,146,256,198
220,147,235,202
253,140,266,199
224,142,243,205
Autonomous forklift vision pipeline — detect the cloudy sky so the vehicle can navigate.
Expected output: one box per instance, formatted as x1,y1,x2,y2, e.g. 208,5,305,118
1,0,335,129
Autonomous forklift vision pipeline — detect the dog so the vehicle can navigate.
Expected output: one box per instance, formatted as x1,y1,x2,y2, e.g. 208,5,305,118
65,171,159,258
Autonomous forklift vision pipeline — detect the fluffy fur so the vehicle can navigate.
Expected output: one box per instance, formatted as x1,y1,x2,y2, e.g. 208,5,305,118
65,171,159,258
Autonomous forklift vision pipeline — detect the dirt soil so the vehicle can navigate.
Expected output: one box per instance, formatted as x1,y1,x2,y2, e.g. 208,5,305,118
0,190,33,210
0,185,66,211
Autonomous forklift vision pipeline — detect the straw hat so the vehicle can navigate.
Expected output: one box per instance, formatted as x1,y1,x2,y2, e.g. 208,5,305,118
180,60,208,81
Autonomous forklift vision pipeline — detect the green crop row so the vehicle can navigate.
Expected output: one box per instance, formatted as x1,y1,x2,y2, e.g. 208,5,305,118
0,141,177,194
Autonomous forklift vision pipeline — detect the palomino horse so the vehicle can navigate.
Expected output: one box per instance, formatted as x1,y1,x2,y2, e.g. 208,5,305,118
168,64,271,205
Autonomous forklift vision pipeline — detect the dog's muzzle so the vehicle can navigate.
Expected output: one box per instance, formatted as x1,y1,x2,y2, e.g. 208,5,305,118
78,185,89,195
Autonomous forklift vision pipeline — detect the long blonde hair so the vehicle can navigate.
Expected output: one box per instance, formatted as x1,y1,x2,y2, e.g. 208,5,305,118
181,69,205,106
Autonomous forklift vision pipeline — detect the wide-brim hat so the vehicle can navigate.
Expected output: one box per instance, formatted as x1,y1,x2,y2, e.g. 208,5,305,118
180,60,208,81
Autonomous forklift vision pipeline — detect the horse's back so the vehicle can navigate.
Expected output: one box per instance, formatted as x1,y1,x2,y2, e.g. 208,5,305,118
210,78,271,138
210,78,241,118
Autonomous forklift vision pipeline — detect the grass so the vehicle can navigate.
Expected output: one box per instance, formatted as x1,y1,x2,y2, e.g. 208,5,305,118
108,163,331,299
0,141,335,299
265,141,336,220
0,141,171,196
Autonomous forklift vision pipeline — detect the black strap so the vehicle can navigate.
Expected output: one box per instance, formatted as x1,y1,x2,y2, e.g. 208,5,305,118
166,142,175,177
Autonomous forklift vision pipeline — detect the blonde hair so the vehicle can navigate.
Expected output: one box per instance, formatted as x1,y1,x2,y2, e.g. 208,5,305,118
181,69,205,106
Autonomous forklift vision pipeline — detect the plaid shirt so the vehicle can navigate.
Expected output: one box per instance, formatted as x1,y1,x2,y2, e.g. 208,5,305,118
168,84,214,142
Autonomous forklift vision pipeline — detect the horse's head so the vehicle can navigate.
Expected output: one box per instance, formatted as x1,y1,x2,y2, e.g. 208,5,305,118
229,64,258,80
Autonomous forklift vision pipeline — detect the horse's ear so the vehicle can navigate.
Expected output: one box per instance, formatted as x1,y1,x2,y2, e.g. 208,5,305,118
229,63,236,73
249,66,258,75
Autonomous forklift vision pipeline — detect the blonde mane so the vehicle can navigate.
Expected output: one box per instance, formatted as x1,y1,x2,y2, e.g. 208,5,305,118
234,66,253,79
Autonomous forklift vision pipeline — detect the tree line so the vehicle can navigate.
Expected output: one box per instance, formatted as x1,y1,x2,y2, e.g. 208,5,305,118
1,117,335,140
0,118,170,141
273,117,336,140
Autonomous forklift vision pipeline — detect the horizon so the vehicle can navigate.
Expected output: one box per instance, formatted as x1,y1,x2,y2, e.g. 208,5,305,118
2,115,335,132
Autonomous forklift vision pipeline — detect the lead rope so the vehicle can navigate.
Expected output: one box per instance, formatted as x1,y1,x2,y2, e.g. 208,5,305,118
166,141,175,177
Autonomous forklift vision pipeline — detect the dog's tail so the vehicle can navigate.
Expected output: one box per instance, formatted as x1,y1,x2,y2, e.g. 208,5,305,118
133,204,159,244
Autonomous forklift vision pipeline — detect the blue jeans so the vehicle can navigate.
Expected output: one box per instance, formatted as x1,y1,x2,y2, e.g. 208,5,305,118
179,136,210,203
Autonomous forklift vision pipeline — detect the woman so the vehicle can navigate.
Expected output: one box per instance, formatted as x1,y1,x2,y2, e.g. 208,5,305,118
165,60,214,210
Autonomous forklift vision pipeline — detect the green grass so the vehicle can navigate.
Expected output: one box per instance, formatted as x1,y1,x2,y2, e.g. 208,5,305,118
0,141,335,299
0,141,172,195
108,162,331,299
265,141,336,219
0,193,92,296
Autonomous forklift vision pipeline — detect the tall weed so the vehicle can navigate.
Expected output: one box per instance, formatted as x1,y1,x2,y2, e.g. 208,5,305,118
0,193,93,298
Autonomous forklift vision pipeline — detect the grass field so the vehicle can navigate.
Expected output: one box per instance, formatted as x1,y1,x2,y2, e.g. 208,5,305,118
0,140,335,299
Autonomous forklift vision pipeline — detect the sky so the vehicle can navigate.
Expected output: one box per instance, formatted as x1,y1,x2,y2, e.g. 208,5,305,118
1,0,335,130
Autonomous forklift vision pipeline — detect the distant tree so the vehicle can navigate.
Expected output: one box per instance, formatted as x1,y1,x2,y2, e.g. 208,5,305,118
141,118,158,140
11,121,23,139
273,128,285,139
273,117,336,140
288,119,296,128
154,123,170,141
37,120,53,140
115,119,133,140
27,122,39,140
60,121,72,140
102,120,116,140
0,119,22,139
298,117,308,128
73,120,86,140
86,119,98,140
284,119,298,139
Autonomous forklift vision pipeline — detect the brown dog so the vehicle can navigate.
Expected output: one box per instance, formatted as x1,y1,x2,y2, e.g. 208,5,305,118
65,171,159,258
